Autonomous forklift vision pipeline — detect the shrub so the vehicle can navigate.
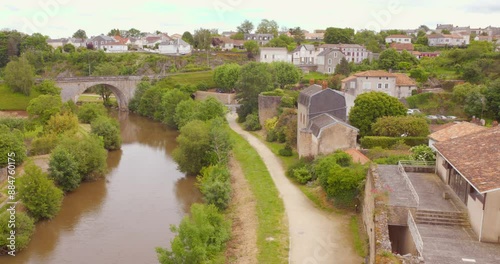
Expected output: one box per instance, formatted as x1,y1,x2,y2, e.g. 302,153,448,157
58,135,107,181
0,211,35,252
45,112,79,136
373,155,411,165
198,165,231,211
266,130,277,142
371,116,430,137
292,167,313,184
156,204,231,264
173,120,212,175
91,116,122,150
29,134,59,155
0,118,26,132
410,145,436,162
0,126,26,167
278,144,293,157
243,114,261,131
18,163,64,220
49,147,81,192
27,95,63,124
77,103,107,124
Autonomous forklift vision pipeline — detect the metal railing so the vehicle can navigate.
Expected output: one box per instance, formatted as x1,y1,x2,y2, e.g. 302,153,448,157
398,162,420,206
408,210,424,257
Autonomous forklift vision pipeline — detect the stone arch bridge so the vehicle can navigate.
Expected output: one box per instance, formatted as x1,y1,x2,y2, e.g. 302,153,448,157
54,76,157,110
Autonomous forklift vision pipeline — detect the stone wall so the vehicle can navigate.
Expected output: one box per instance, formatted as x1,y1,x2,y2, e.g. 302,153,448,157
195,91,237,105
297,129,314,158
258,95,282,126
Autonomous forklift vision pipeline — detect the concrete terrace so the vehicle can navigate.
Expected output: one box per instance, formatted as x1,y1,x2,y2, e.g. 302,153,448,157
377,165,500,264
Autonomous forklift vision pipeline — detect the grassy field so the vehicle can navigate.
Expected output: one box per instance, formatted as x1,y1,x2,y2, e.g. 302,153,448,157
230,130,289,264
0,84,41,110
166,71,215,88
302,71,329,81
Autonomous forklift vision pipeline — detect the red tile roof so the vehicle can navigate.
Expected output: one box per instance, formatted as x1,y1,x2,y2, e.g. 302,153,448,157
345,149,371,164
394,73,417,86
434,127,500,193
429,122,487,142
390,43,414,51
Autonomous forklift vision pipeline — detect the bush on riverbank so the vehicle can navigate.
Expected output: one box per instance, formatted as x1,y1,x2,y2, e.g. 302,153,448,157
77,103,107,124
0,125,26,167
49,147,81,192
91,116,122,150
18,163,64,220
0,211,35,253
156,203,231,264
198,165,231,211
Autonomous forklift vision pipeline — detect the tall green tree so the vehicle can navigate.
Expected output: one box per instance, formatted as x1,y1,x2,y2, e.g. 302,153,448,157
270,61,301,88
237,20,254,34
127,28,141,38
335,57,350,76
107,28,121,36
18,163,64,220
324,27,355,44
0,211,35,252
161,89,191,128
485,80,500,120
49,147,81,192
289,27,305,44
173,120,212,175
235,62,275,121
21,33,50,53
244,40,259,58
72,29,88,40
255,19,279,37
181,31,194,45
27,95,63,124
349,92,407,136
193,28,212,49
213,63,241,92
0,125,26,167
378,48,401,70
198,165,231,210
3,56,35,95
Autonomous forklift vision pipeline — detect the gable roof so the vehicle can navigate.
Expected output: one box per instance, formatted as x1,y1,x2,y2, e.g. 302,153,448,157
344,149,371,164
390,43,414,51
429,122,487,142
434,127,500,193
353,70,397,78
309,113,358,138
394,73,417,86
299,84,323,105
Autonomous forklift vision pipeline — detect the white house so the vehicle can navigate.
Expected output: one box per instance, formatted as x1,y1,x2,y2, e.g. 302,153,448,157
341,70,417,99
159,39,192,55
428,33,470,47
259,47,291,63
47,38,66,49
89,35,116,50
385,34,412,44
102,42,128,53
292,44,318,65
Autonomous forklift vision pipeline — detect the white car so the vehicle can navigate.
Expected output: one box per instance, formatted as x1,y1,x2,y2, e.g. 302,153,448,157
407,109,421,115
426,115,438,120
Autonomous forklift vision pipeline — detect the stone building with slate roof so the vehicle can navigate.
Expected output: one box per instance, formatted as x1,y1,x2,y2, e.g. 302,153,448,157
434,126,500,242
297,84,358,157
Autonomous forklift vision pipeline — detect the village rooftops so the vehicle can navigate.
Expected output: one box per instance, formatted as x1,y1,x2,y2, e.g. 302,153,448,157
428,122,487,142
390,42,414,51
350,70,396,77
319,43,365,49
394,73,417,86
299,84,347,121
434,127,500,193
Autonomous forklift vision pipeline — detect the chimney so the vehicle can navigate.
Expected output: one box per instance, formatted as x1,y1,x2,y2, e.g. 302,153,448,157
492,121,499,127
309,79,315,85
322,80,328,90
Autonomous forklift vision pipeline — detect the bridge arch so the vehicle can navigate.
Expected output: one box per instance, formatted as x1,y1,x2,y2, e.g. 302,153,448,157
76,83,128,109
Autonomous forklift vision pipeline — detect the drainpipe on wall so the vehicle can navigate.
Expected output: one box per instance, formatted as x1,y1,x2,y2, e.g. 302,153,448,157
479,193,487,242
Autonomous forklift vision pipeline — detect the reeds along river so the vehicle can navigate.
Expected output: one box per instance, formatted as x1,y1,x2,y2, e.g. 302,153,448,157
0,111,202,264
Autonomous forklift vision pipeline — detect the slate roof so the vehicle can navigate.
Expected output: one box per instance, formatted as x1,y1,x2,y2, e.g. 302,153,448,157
308,113,358,138
298,85,323,106
299,85,347,121
434,127,500,193
429,122,487,142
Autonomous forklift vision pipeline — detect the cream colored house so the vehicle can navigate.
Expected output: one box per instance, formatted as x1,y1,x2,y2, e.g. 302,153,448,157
385,34,412,44
292,44,318,65
319,44,371,63
434,127,500,243
428,33,470,47
341,70,417,99
259,47,291,63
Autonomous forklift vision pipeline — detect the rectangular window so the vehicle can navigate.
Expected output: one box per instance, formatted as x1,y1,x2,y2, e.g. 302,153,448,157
377,83,382,89
385,83,389,89
350,82,355,89
334,52,337,58
264,54,268,59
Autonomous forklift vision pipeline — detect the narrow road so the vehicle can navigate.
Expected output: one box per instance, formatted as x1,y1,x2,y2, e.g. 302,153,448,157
227,113,362,264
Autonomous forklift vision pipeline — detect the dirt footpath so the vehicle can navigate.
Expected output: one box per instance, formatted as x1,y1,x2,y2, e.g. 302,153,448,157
227,113,362,264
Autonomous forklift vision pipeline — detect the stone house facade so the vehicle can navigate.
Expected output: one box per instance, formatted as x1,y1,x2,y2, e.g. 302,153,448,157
341,70,417,99
316,48,345,74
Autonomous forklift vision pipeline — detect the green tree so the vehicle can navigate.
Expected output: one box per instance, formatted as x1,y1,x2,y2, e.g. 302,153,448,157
335,57,351,76
324,27,355,44
3,56,35,95
485,80,500,120
255,19,279,37
156,204,231,264
62,43,76,53
77,103,107,123
409,67,430,84
173,120,212,175
208,118,232,165
464,90,486,118
270,61,301,88
129,80,152,112
161,89,191,128
452,83,486,105
27,95,63,124
45,112,79,136
18,163,63,220
107,28,121,36
174,100,199,128
213,63,241,92
193,28,212,49
35,80,61,95
91,116,122,150
92,62,120,106
58,135,108,181
441,29,451,34
235,62,275,121
181,31,194,45
0,125,26,167
410,145,435,162
354,30,383,53
72,29,88,40
21,33,50,53
237,20,254,34
289,27,305,44
378,48,401,70
349,92,407,136
49,147,81,192
244,40,259,58
198,165,231,210
0,211,35,252
230,32,244,40
371,116,429,137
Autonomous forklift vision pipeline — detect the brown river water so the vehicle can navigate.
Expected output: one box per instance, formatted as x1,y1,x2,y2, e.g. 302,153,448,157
0,112,202,264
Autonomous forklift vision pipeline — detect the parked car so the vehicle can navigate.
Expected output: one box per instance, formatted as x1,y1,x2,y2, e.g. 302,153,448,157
447,116,457,120
426,115,438,120
407,109,422,115
436,115,447,120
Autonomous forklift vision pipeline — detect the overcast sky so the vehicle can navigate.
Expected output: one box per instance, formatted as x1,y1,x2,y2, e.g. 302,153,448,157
1,0,500,38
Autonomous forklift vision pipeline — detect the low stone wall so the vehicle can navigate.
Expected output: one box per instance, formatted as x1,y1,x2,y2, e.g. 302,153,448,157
258,95,282,126
402,166,435,173
195,91,237,105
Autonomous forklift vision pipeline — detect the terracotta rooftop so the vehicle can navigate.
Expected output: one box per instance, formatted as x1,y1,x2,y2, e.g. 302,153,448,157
434,127,500,193
394,73,417,86
428,122,487,142
344,149,371,164
353,70,396,78
390,43,414,51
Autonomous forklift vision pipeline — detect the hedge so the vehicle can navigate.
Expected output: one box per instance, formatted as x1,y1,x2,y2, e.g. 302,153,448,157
360,136,428,149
